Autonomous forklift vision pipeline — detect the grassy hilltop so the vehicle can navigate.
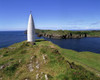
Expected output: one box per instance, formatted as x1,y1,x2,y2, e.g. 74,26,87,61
0,39,100,80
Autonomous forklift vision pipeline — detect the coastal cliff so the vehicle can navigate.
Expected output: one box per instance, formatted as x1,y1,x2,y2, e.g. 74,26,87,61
0,39,100,80
34,29,100,39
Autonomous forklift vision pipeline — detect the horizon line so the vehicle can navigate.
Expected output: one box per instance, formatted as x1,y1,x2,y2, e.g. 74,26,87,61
0,29,100,31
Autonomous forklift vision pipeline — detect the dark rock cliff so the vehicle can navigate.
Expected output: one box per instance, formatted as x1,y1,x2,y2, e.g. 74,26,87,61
37,33,87,39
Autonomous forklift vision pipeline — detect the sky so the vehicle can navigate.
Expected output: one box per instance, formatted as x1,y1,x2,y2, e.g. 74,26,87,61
0,0,100,31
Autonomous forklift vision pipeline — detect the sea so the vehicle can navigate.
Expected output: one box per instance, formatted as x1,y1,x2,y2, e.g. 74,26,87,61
0,31,100,54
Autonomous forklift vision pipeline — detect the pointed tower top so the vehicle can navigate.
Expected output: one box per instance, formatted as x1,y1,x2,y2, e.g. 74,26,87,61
30,11,32,14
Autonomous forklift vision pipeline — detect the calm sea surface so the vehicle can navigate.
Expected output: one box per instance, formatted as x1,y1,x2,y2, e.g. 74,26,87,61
0,31,100,54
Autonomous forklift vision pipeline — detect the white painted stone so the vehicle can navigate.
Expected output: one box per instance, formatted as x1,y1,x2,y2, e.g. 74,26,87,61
42,55,45,60
19,59,21,63
36,74,39,79
31,56,34,60
45,74,48,80
36,64,39,69
28,63,33,72
42,55,46,63
0,65,5,70
27,14,35,42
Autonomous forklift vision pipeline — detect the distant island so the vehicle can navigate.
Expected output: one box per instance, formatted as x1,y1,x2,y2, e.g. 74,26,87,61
34,29,100,39
0,39,100,80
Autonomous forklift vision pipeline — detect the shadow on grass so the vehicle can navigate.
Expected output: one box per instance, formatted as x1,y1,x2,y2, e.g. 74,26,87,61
35,39,47,42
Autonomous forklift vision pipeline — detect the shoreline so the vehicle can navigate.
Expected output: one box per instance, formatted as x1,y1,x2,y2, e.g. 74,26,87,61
35,29,100,39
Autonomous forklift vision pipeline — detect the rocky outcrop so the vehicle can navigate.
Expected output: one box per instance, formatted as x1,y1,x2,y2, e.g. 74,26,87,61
37,33,87,39
25,29,100,39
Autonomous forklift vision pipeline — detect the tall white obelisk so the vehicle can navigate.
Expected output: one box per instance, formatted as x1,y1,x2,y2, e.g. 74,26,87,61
27,13,35,42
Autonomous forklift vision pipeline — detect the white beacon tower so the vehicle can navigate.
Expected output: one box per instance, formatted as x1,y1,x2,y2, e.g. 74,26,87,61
27,13,35,42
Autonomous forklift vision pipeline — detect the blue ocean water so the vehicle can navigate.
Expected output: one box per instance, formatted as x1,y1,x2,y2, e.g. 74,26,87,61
0,31,100,54
0,31,42,48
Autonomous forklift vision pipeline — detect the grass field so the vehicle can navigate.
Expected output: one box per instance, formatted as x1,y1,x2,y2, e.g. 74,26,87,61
0,39,100,80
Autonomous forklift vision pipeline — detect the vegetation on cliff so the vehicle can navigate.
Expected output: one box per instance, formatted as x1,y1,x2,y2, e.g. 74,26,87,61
0,39,100,80
35,29,100,39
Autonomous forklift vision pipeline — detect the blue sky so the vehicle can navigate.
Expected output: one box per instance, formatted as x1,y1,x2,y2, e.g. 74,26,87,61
0,0,100,31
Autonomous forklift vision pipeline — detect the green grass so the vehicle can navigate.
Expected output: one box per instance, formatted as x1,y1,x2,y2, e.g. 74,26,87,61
60,49,100,75
0,39,100,80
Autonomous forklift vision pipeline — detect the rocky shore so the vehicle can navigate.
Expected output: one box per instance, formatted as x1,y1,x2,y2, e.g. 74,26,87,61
37,33,87,39
36,30,100,39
